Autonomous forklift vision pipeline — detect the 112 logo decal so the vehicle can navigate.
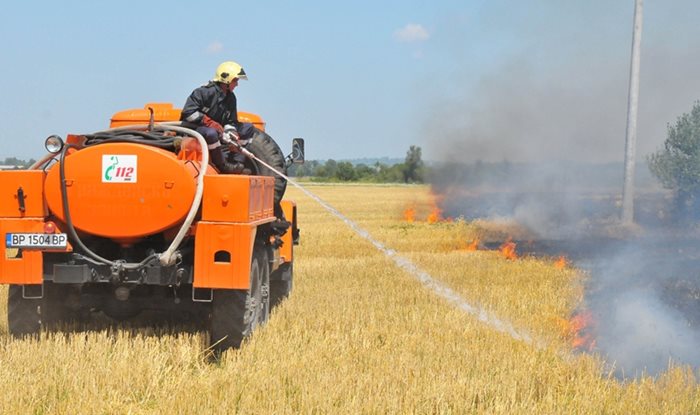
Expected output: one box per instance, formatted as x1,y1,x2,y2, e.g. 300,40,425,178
102,155,137,183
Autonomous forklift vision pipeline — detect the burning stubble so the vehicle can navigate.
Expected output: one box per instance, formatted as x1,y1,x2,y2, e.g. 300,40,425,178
430,161,700,378
420,5,700,377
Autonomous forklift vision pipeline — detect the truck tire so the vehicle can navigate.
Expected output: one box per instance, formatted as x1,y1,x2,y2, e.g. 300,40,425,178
210,246,270,353
246,129,287,205
7,285,41,337
270,263,293,309
42,282,75,328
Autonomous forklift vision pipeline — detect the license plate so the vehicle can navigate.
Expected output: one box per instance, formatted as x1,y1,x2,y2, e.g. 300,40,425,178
5,233,68,249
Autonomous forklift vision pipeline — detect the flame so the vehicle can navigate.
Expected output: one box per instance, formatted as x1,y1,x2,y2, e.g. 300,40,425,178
554,256,568,269
499,238,517,260
403,207,416,223
401,192,450,224
427,206,443,224
426,190,447,224
459,238,480,252
567,310,596,351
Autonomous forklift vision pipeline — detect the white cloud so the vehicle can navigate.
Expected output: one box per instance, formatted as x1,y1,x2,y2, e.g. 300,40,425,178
206,41,224,54
393,23,430,43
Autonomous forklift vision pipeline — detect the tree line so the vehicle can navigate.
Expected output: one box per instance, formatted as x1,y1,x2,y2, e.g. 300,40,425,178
0,157,35,168
0,145,427,184
288,145,425,183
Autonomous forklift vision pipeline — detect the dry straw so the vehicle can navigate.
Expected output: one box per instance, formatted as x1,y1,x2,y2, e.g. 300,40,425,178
0,184,697,414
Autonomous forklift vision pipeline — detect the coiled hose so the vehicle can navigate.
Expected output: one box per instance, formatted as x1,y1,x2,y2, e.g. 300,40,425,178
56,122,207,271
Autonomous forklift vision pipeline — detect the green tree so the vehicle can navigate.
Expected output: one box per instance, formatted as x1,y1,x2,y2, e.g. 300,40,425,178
313,164,328,178
648,101,700,218
377,163,404,182
1,157,33,169
288,160,320,177
402,145,424,183
335,161,357,181
354,164,375,181
324,159,338,178
286,146,431,183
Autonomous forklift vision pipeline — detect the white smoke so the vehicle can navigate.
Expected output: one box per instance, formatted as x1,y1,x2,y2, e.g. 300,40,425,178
588,244,700,378
425,0,700,378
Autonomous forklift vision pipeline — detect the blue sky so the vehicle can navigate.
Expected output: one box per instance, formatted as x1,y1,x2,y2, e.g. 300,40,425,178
1,1,699,162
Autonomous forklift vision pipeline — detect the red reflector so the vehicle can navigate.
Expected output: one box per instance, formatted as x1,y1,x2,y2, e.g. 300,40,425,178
44,222,56,234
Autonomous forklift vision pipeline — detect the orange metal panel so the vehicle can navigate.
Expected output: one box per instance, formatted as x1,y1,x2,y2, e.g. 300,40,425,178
238,112,266,132
43,143,198,239
110,103,182,128
0,171,46,218
249,177,263,220
0,219,45,285
109,103,265,131
202,175,275,223
279,201,296,263
193,222,256,289
262,177,275,218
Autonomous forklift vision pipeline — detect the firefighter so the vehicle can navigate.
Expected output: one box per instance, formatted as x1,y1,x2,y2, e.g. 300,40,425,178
180,60,255,174
181,61,290,233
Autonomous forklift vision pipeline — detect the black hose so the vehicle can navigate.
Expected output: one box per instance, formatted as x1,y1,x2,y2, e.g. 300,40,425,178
85,136,176,149
84,129,179,150
100,130,174,141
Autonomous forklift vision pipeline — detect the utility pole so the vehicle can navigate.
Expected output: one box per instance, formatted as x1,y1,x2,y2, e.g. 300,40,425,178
621,0,644,224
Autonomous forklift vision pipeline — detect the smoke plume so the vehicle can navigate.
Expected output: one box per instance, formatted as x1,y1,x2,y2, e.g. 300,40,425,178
424,3,700,377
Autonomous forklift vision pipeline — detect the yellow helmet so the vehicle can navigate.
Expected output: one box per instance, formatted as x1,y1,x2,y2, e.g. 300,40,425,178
213,61,248,84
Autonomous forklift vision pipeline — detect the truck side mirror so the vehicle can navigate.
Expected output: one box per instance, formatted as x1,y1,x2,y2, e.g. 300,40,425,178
291,138,305,164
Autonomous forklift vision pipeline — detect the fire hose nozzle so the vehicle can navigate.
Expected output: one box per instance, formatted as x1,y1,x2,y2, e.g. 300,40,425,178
221,133,235,145
222,125,240,145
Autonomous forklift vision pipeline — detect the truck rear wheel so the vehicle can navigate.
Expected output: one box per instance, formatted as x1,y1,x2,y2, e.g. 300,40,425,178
42,282,76,328
7,285,41,337
210,246,270,353
270,263,293,309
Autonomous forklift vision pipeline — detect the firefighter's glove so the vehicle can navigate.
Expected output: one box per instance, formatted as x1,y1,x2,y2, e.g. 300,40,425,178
222,124,240,144
202,115,224,135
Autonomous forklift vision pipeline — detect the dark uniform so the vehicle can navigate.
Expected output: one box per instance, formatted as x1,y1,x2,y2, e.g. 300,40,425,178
180,79,289,229
180,81,256,146
180,81,256,173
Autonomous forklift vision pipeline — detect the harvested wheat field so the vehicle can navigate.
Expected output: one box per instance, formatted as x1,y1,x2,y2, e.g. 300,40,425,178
0,183,698,414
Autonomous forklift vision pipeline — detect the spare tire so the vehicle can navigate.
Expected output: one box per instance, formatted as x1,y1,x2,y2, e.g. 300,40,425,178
244,129,287,205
